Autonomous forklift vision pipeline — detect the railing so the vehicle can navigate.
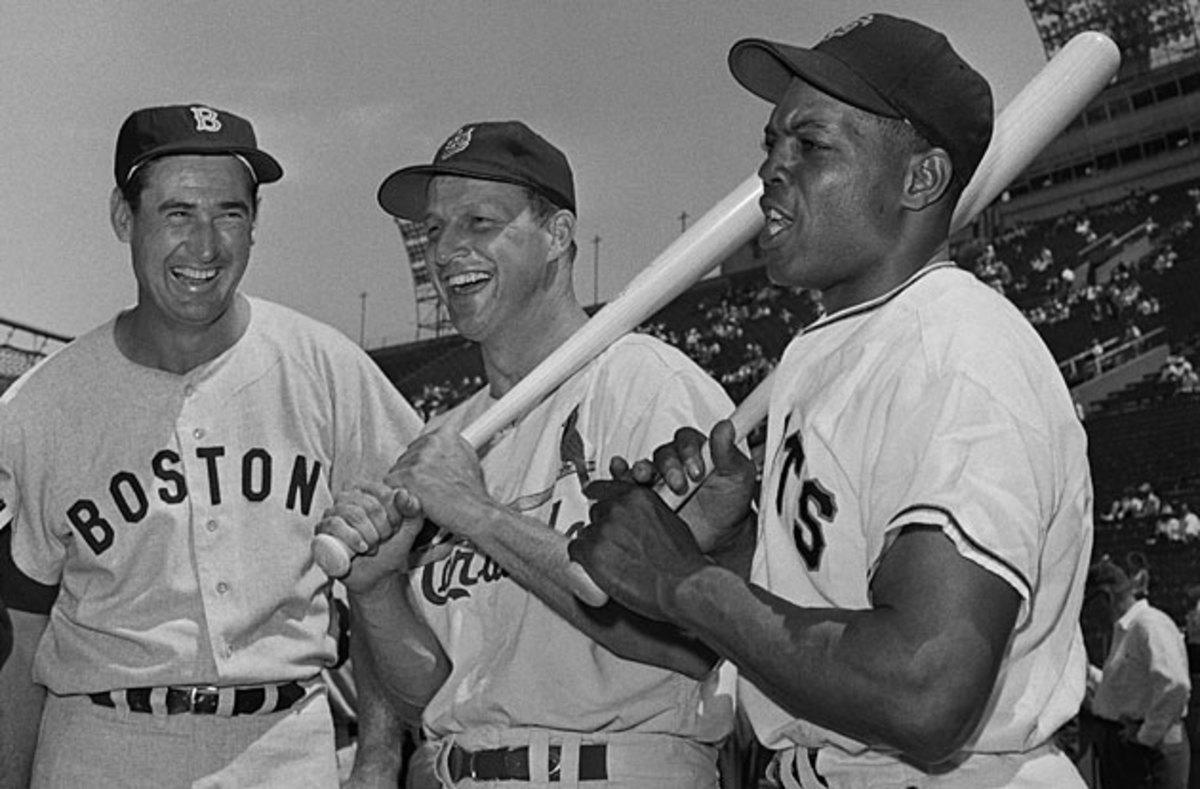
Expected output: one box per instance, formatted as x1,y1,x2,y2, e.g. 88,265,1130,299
1059,326,1167,383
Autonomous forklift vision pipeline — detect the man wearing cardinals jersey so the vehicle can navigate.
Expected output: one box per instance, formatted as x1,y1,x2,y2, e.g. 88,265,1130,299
569,14,1093,788
0,103,424,787
319,121,736,787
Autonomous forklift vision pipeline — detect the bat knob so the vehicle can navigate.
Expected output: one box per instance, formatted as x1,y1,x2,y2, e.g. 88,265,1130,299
314,533,354,578
568,561,609,607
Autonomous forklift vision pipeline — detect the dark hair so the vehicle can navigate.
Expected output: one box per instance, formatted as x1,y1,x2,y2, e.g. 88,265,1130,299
119,156,260,214
866,114,966,200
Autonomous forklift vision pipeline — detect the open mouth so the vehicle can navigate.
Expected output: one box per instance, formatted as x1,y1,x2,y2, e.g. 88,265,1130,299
444,271,493,294
759,205,794,247
171,266,218,285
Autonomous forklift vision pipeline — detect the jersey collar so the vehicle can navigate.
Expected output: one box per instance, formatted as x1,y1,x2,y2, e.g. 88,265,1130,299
802,260,956,335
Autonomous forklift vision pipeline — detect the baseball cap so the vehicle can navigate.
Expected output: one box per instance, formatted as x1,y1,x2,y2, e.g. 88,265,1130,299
377,121,576,220
114,104,283,189
728,13,993,185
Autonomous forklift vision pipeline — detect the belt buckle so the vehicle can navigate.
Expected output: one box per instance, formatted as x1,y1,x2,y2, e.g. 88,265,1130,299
187,684,220,713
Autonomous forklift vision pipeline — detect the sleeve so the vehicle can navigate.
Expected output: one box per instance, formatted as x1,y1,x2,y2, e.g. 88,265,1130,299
328,344,425,493
593,342,733,464
0,526,57,615
865,372,1046,613
1136,618,1192,747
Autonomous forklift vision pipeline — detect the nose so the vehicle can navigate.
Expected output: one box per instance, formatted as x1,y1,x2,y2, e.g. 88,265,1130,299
189,219,218,263
758,139,790,188
432,222,467,268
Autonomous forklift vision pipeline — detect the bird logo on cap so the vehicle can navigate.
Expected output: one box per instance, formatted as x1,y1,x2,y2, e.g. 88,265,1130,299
819,13,875,44
438,126,473,161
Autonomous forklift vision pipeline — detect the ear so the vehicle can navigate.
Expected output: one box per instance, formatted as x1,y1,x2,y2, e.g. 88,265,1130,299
901,147,954,211
110,187,133,242
545,208,576,262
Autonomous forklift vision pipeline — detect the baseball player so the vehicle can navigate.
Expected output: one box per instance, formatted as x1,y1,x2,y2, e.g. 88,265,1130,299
319,121,737,787
0,103,425,787
570,14,1094,788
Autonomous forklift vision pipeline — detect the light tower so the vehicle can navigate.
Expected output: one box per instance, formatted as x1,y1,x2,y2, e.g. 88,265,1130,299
393,218,454,339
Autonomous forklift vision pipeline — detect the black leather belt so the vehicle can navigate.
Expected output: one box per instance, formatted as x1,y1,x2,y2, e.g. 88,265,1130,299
447,743,607,782
88,681,305,716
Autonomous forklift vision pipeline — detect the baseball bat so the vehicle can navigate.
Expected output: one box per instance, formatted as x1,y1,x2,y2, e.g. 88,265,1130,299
663,30,1121,513
314,31,1120,600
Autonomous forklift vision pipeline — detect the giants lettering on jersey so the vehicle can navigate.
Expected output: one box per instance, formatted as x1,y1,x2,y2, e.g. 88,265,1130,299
68,445,322,555
774,425,837,571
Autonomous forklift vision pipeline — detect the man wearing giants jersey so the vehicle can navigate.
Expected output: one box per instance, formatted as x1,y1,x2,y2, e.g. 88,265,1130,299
570,14,1094,788
319,121,736,787
0,103,424,787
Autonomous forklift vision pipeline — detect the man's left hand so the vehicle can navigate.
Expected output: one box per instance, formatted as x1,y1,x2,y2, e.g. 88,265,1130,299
383,427,491,540
569,481,709,622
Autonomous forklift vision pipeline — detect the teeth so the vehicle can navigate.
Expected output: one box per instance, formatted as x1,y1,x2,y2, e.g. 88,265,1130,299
763,207,792,238
173,267,217,281
446,272,492,289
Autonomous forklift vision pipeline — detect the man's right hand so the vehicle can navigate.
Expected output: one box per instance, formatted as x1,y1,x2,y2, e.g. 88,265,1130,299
315,481,427,593
609,420,756,553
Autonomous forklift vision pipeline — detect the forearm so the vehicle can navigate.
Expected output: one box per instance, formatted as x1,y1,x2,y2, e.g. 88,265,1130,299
670,566,994,763
0,611,47,785
464,501,719,679
347,635,414,786
1138,679,1191,745
349,575,449,711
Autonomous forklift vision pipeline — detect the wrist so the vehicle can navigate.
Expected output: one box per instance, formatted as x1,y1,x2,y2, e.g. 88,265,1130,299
349,573,409,606
668,563,733,632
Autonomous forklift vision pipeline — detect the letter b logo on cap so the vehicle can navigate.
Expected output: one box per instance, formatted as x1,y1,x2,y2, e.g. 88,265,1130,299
190,106,222,133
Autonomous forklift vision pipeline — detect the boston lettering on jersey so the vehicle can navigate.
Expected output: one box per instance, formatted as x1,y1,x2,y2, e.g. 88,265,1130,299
775,418,837,571
68,445,323,556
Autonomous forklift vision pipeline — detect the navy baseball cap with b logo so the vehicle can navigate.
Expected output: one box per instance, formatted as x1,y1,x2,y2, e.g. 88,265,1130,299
114,104,283,188
728,13,993,185
377,120,576,221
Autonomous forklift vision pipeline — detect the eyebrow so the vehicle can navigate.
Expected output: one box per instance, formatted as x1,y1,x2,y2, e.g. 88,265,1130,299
156,198,251,213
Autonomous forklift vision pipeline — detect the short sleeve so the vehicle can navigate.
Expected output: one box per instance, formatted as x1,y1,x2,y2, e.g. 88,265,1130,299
329,346,425,493
865,372,1044,608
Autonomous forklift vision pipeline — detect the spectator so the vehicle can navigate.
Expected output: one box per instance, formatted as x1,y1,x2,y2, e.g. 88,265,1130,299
1180,502,1200,542
1085,559,1191,789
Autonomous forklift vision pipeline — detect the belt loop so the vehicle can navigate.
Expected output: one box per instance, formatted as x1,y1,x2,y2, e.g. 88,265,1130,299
114,690,132,714
148,686,168,716
434,737,456,787
557,733,582,788
216,686,236,716
528,730,551,783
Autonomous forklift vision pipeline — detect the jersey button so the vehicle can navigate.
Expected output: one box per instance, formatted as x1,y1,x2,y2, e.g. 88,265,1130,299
206,519,218,533
183,384,195,397
216,581,230,594
193,427,206,440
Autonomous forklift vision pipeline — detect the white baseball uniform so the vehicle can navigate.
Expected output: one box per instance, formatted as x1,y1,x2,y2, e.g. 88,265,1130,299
0,296,422,787
411,333,735,787
743,262,1093,788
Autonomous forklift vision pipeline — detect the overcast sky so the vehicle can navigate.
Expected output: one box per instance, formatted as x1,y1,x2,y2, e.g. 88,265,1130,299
0,1,1046,347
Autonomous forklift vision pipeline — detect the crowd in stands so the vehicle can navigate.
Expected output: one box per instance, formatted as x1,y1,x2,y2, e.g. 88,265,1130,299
1097,482,1200,543
409,375,484,419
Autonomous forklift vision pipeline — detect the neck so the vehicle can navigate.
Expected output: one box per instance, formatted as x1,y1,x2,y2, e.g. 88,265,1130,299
480,294,588,398
116,295,249,375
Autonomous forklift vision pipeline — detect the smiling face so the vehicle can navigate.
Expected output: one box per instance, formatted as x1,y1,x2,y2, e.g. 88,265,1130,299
112,154,255,336
756,78,913,313
423,176,558,345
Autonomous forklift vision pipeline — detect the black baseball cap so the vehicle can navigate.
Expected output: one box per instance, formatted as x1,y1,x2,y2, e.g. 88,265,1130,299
728,13,993,185
377,121,576,220
114,103,283,189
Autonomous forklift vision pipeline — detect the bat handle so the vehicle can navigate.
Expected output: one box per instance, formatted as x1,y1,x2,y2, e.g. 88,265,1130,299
313,533,354,578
